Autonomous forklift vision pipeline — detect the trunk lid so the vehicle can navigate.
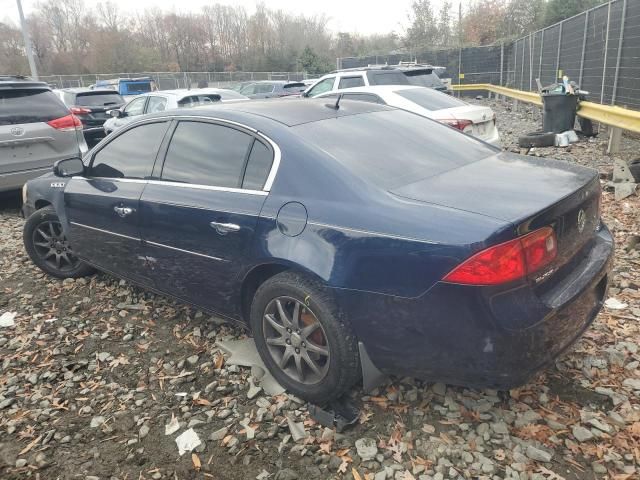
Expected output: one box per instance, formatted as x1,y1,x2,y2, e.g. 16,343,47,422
391,152,601,264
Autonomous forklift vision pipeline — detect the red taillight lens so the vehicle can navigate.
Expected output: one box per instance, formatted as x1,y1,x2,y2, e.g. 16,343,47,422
443,227,557,286
70,106,91,114
439,119,473,132
47,114,83,131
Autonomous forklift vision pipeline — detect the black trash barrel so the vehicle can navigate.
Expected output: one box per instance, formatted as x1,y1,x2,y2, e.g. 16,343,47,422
541,93,578,133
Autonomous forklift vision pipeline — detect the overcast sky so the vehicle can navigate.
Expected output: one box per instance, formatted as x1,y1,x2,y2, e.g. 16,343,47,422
1,0,450,35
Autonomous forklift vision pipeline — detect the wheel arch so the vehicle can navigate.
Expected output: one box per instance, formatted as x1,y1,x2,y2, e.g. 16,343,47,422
239,261,328,327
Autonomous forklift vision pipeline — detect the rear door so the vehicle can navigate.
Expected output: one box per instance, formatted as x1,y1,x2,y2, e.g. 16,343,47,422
64,120,170,284
139,119,274,314
0,87,79,187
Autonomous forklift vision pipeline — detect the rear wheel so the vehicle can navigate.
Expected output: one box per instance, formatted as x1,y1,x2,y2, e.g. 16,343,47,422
23,206,94,279
250,272,361,403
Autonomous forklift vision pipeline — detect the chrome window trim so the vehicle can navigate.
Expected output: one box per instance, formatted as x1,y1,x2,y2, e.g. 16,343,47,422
71,176,147,184
145,240,226,262
70,221,140,241
90,114,282,193
146,179,267,196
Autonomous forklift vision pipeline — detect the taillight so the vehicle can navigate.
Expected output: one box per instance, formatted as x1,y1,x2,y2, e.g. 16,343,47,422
70,106,91,114
443,227,557,286
439,119,473,132
47,114,83,131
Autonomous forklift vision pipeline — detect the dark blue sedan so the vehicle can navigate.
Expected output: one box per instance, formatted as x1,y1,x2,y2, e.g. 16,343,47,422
21,99,613,402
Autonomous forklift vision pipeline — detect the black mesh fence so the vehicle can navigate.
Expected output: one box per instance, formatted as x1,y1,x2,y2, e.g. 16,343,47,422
338,0,640,110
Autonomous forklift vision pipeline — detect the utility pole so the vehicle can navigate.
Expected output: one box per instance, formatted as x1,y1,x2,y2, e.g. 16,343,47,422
16,0,39,79
457,2,462,87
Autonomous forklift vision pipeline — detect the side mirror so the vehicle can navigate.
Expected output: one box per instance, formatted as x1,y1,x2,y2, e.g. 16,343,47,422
108,109,122,118
54,157,85,177
302,91,310,98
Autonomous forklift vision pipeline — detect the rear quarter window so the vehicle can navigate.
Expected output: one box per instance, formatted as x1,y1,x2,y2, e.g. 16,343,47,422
0,89,69,126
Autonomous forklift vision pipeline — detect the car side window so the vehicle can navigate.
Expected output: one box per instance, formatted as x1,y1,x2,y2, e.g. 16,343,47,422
307,77,335,96
343,93,385,104
90,122,169,179
146,96,167,113
256,84,275,94
242,140,273,190
338,76,365,89
124,97,146,116
161,121,253,188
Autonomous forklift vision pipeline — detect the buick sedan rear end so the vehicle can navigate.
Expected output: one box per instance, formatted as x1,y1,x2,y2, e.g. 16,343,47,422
22,99,612,402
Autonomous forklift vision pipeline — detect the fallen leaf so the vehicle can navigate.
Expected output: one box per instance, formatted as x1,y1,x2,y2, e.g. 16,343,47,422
192,453,201,471
19,434,42,455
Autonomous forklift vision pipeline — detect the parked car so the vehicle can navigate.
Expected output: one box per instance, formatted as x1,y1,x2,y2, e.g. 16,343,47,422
316,85,500,146
303,66,410,97
22,99,612,403
239,81,307,99
54,88,125,144
103,88,249,134
0,75,87,193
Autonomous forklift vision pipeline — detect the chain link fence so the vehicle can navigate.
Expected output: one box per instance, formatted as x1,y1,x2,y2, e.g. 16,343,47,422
338,0,639,110
38,72,309,90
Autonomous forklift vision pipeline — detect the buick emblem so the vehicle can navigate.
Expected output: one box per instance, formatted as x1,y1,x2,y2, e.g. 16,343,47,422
10,126,25,137
577,209,586,233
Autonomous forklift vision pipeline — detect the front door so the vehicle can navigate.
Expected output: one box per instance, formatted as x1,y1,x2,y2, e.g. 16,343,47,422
64,121,170,284
139,120,275,315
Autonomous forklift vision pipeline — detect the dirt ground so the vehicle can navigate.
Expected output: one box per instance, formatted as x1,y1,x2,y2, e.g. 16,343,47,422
1,98,639,480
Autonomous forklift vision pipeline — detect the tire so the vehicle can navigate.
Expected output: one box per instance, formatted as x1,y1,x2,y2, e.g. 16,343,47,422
250,271,361,403
23,206,95,279
518,131,556,148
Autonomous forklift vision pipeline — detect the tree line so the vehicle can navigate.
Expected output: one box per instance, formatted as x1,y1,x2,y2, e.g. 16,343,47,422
0,0,604,76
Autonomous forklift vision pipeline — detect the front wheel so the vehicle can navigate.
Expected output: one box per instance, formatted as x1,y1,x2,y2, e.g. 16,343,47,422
23,206,95,279
250,272,361,403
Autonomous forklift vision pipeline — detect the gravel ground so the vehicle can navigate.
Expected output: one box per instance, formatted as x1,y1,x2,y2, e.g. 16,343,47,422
1,99,640,480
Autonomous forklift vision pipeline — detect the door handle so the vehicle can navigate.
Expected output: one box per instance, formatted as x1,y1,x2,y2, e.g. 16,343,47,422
209,221,240,235
114,206,135,218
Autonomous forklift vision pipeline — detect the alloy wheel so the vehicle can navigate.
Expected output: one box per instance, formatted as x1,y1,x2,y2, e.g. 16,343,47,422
262,296,330,385
31,220,80,272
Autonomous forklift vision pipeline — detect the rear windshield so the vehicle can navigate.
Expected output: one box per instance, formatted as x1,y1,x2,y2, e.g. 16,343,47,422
395,88,467,110
76,92,124,107
403,71,445,89
284,83,306,90
177,94,222,107
0,89,68,126
295,109,495,189
368,71,410,86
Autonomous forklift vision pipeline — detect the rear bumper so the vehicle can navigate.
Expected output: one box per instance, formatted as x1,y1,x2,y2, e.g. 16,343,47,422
337,225,613,389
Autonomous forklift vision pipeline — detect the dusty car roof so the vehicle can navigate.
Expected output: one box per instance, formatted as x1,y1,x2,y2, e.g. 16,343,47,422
169,97,393,127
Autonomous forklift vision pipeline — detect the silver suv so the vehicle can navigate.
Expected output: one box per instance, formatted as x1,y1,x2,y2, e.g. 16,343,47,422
0,76,87,192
